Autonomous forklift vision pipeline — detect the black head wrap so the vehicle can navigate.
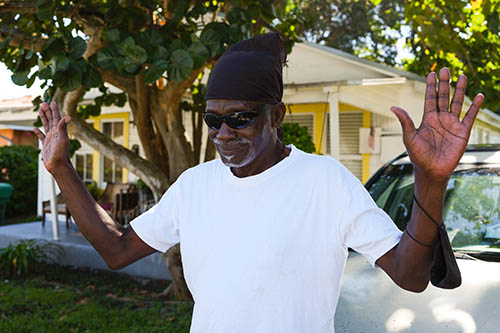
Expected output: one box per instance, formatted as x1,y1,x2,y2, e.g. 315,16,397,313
205,33,287,103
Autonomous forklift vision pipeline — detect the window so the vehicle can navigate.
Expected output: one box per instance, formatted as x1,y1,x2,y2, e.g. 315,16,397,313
102,121,124,184
75,153,93,181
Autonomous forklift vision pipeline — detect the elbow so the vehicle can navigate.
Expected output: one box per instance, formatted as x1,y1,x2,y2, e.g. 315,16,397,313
396,274,430,293
103,254,130,271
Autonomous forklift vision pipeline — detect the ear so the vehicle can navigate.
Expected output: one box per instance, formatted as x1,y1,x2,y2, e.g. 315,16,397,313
270,102,286,128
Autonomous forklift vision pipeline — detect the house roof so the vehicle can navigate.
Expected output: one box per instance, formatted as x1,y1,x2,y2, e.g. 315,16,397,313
300,40,426,83
0,95,33,111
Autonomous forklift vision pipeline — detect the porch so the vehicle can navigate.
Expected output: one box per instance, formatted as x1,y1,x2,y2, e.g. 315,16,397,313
0,219,171,280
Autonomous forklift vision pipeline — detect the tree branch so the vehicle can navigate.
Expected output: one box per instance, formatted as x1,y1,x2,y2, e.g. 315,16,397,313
0,24,46,51
61,86,170,196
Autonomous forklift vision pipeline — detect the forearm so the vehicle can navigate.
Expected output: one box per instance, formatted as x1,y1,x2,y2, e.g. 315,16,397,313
51,161,128,268
383,170,447,292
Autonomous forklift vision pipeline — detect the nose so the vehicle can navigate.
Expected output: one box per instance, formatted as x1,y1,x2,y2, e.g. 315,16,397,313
215,122,237,141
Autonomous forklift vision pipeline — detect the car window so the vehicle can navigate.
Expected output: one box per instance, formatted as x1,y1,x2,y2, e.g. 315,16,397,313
367,163,500,257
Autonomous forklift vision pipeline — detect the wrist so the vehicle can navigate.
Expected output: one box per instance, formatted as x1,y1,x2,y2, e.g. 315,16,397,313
413,167,449,189
48,158,74,176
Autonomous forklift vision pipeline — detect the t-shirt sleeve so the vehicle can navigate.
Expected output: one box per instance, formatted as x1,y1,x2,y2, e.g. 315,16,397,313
130,182,181,253
337,171,402,268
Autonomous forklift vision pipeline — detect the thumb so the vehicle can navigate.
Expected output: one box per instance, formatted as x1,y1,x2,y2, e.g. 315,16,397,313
391,106,416,139
58,116,71,134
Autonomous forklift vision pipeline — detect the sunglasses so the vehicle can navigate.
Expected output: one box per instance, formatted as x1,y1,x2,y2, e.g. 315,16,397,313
203,104,268,130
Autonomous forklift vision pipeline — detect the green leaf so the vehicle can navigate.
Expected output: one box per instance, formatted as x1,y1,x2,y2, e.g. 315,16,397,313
38,67,52,80
370,0,382,5
120,37,147,65
0,37,11,50
11,70,30,86
25,50,35,60
102,29,121,43
26,72,38,88
261,3,278,20
143,60,169,85
36,0,55,21
122,58,141,74
169,49,193,82
188,42,209,69
119,36,136,55
37,9,53,21
58,64,82,91
149,45,168,62
96,47,119,70
41,37,65,60
144,29,163,47
200,29,222,57
83,66,103,88
68,37,86,59
51,54,70,73
68,139,81,158
226,7,248,25
167,39,187,54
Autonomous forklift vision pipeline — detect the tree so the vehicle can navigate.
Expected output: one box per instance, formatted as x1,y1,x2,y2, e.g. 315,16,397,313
403,0,500,113
0,0,307,300
298,0,405,66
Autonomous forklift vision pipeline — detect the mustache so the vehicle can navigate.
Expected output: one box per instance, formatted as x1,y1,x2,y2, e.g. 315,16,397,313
212,137,251,145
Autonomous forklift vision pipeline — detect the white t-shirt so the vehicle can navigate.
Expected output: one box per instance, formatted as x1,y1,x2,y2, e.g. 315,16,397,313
131,145,402,332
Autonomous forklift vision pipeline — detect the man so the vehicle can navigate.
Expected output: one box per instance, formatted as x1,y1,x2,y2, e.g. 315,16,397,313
34,33,484,332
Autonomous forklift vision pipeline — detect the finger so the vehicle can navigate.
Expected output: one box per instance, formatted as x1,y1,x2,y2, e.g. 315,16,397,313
43,101,53,129
391,106,417,140
424,72,438,114
33,127,45,144
50,101,61,126
437,67,450,113
450,75,467,117
462,94,484,129
39,103,50,133
58,116,71,135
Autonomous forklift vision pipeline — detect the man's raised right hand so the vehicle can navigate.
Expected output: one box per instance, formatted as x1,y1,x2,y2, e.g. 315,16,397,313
33,101,71,174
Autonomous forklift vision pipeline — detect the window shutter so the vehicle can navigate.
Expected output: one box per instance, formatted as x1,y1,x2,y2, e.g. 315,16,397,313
339,112,363,179
283,113,315,139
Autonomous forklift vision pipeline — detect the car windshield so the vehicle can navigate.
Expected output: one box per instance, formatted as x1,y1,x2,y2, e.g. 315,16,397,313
367,163,500,260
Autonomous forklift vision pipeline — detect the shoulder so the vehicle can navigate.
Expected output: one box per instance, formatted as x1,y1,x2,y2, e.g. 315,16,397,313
292,147,356,182
174,159,224,187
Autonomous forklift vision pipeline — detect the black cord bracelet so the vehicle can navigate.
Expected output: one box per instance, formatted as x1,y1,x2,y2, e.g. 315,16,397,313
405,228,436,247
412,193,445,230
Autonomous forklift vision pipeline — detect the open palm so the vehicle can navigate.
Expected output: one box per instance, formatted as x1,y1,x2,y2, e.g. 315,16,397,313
33,102,71,174
391,68,484,183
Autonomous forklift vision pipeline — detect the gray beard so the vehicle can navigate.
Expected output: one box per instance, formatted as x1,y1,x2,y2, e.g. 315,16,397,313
213,137,257,168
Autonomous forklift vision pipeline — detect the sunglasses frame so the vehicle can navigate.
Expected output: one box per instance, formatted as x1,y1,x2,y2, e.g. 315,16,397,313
203,104,268,130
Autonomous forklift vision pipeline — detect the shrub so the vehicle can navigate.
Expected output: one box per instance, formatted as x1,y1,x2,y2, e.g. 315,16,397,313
0,145,39,217
0,240,61,278
281,122,316,153
86,181,104,200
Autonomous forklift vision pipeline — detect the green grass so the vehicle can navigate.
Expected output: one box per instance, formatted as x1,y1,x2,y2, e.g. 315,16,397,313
0,263,193,332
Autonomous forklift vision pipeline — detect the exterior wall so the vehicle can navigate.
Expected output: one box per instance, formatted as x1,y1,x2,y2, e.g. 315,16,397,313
0,129,13,146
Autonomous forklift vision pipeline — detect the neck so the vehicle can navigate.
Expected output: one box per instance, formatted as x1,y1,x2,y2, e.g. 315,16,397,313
231,140,290,178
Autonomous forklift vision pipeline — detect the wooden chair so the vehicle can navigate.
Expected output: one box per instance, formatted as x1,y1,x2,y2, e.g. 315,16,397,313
42,193,70,228
97,183,135,221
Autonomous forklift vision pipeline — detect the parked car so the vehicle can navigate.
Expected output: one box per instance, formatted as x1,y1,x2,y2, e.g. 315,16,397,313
335,145,500,333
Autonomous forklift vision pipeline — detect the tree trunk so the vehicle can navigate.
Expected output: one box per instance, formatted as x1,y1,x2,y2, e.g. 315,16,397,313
60,87,170,197
204,135,216,162
161,244,192,301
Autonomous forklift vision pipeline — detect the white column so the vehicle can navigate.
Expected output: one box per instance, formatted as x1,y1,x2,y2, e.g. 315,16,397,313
49,176,59,241
324,87,340,160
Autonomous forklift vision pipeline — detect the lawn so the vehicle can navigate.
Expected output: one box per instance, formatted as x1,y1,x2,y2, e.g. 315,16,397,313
0,263,193,332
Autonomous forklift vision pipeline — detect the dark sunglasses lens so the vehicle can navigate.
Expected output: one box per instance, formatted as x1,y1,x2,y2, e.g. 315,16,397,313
225,111,258,129
203,113,222,130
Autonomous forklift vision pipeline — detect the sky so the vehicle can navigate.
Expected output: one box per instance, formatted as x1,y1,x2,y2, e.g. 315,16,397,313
0,63,43,101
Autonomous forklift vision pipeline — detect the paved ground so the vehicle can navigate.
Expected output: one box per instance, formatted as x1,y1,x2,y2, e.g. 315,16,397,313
0,219,171,280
